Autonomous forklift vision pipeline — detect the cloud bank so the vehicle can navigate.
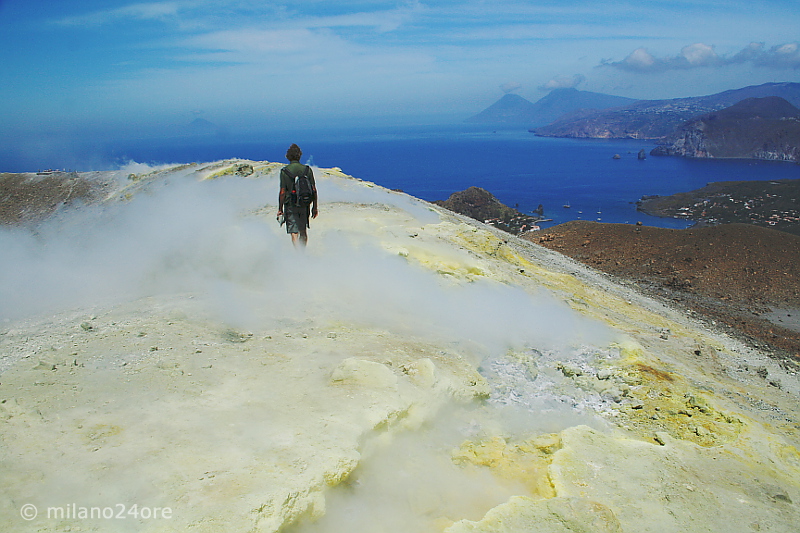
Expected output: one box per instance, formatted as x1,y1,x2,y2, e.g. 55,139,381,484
603,42,800,72
54,1,181,26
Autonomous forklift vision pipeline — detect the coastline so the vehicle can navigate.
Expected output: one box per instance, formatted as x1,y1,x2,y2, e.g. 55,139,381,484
636,178,800,237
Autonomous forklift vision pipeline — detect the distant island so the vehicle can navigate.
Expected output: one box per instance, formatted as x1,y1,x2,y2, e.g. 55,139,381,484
530,82,800,141
468,82,800,163
637,178,800,236
650,96,800,161
467,88,636,126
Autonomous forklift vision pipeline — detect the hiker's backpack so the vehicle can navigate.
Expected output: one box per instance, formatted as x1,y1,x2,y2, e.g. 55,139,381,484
286,166,314,207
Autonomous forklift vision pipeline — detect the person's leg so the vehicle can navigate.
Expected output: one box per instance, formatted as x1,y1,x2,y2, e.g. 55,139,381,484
286,209,302,246
297,207,309,246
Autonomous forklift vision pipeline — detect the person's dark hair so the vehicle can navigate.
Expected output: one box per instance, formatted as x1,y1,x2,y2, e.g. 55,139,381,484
286,144,302,162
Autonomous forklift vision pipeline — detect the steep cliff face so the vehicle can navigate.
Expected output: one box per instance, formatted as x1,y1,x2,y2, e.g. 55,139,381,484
651,96,800,160
650,120,711,157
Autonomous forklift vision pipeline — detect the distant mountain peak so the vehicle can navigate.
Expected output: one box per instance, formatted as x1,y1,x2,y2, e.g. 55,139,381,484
718,96,800,119
185,117,228,137
467,89,636,126
188,117,218,131
466,94,539,124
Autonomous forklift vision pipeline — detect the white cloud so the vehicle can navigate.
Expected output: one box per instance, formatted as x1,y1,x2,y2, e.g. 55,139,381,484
753,42,800,69
52,0,421,35
180,28,343,60
622,48,657,70
540,74,586,90
301,3,424,33
603,41,800,72
500,82,522,94
54,2,181,26
26,1,800,127
680,43,720,67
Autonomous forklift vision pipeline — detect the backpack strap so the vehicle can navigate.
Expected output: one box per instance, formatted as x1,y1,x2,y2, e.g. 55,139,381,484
280,166,298,210
282,164,311,184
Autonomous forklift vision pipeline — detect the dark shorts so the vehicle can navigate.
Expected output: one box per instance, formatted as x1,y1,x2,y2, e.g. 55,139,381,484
285,206,309,234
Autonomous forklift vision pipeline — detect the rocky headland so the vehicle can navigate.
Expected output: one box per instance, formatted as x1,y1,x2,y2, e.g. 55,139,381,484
436,183,800,365
434,186,543,235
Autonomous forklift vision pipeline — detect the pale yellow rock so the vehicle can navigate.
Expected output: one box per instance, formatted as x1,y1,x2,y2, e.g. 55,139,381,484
452,434,559,498
550,425,800,533
445,495,622,533
401,357,437,388
330,358,399,390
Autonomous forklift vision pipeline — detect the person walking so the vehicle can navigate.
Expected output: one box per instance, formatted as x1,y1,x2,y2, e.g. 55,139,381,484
278,144,318,247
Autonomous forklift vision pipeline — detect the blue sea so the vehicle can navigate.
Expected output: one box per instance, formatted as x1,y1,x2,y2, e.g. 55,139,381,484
16,123,800,229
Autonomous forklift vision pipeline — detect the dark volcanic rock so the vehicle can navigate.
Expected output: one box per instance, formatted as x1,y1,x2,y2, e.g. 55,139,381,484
651,97,800,161
434,186,540,234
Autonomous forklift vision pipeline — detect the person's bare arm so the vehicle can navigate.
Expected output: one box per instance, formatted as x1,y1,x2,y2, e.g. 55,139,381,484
311,187,318,219
309,168,319,219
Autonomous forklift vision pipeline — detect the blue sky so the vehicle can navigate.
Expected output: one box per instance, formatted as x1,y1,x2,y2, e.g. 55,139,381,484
1,0,799,137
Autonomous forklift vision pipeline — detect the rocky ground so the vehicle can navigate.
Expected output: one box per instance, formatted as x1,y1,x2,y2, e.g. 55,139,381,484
0,171,112,225
530,221,800,369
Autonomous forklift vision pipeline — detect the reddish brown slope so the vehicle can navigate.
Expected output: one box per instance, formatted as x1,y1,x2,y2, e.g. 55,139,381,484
529,221,800,363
